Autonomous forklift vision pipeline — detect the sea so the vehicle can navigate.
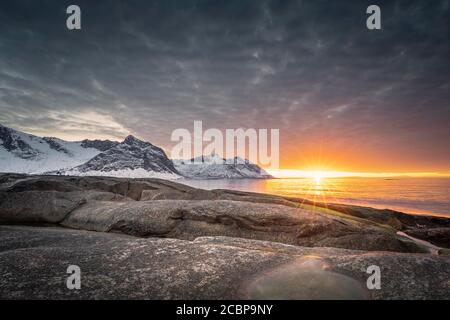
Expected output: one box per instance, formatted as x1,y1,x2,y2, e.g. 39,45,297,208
180,177,450,217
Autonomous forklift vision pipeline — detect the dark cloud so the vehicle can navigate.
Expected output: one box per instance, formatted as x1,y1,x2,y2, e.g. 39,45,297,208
0,0,449,170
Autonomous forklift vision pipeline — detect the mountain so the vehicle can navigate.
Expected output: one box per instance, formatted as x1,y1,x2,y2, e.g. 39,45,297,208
57,135,180,179
1,124,271,180
80,139,119,151
174,154,272,179
0,124,108,174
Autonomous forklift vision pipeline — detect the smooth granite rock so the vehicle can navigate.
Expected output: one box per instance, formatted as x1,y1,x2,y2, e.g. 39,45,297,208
1,174,449,253
0,226,449,300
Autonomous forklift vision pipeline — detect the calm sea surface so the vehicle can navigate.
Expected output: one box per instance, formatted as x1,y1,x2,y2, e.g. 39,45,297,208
180,177,450,217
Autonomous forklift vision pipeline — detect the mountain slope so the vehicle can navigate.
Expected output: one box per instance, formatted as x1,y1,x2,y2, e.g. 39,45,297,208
174,154,272,179
58,135,180,179
0,124,110,174
1,124,270,180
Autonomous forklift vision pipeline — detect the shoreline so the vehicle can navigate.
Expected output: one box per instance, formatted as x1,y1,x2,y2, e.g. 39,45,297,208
1,173,449,248
0,173,449,299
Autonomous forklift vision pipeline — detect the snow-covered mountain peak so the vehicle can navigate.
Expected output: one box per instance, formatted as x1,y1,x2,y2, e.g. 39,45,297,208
0,124,44,159
191,154,225,164
123,135,143,145
122,135,161,150
1,124,271,180
0,124,104,174
58,134,180,179
174,154,272,179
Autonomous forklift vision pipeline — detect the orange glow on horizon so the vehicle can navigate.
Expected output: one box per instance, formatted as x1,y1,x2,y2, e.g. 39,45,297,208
266,169,450,179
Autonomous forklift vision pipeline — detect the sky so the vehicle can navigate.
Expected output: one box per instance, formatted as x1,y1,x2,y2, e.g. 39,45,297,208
0,0,449,173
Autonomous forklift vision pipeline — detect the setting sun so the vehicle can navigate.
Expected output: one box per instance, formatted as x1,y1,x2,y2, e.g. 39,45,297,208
266,169,353,179
265,169,450,179
311,171,324,183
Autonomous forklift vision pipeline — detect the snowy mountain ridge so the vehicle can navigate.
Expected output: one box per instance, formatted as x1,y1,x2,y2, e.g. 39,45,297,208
0,124,105,174
173,154,272,179
57,135,181,179
0,124,271,179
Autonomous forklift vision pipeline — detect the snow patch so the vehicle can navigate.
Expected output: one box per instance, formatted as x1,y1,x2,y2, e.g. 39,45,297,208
60,168,181,180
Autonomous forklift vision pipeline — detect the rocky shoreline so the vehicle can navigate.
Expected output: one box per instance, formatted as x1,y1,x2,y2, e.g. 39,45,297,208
0,174,449,299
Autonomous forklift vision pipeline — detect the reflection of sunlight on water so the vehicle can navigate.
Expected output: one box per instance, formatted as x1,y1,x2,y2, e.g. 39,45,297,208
264,177,342,207
181,177,450,217
262,177,450,216
267,177,330,199
314,179,322,195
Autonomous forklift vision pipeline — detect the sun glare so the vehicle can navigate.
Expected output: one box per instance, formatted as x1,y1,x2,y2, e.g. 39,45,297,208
311,171,324,184
265,169,450,179
267,169,344,180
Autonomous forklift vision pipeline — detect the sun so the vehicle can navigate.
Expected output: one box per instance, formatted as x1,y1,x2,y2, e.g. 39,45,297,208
312,171,324,184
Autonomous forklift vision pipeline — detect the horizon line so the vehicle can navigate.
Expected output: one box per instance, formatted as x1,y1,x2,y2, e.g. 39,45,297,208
265,169,450,179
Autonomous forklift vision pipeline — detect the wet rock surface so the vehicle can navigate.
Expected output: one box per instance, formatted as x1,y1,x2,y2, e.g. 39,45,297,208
246,256,369,300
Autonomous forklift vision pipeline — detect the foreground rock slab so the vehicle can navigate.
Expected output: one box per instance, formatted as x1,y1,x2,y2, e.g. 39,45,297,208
2,174,449,253
0,226,449,300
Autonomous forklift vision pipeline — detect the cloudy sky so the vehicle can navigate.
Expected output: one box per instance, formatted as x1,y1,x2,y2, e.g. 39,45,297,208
0,0,449,172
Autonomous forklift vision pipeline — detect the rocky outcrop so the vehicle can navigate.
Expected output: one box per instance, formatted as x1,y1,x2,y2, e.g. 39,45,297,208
405,228,450,248
80,139,119,151
1,174,449,253
1,174,450,300
59,199,423,253
0,226,449,300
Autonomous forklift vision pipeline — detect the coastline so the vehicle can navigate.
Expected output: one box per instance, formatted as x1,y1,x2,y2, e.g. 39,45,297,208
0,173,449,299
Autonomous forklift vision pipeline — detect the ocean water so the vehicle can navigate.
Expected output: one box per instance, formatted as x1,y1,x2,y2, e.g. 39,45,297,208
180,177,450,217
